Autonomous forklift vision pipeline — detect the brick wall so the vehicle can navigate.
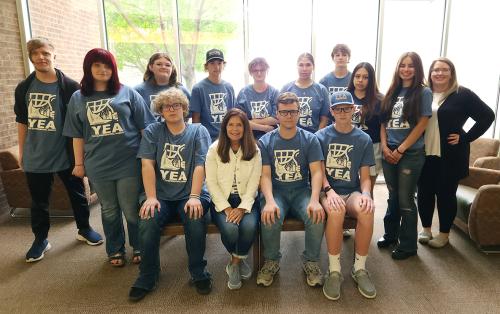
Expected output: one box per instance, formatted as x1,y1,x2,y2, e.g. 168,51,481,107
29,0,102,81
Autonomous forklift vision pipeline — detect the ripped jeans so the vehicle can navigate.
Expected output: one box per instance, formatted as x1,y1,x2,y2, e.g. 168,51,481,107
381,149,425,253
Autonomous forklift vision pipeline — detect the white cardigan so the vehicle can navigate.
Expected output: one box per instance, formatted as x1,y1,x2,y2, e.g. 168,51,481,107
205,140,262,213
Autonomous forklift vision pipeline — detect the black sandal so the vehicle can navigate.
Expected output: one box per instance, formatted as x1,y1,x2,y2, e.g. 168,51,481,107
132,251,141,265
109,254,125,267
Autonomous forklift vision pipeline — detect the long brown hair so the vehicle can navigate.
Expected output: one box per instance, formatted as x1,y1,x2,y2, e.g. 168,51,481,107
347,62,382,123
217,108,257,163
143,53,179,87
380,52,426,125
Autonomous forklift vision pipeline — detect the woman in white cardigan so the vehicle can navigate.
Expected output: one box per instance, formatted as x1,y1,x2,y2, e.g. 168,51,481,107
206,108,262,290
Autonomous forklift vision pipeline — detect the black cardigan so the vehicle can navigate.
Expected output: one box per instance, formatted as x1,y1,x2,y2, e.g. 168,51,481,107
437,86,495,180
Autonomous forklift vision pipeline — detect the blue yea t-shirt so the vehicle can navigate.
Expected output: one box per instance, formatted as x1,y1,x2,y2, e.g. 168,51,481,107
319,72,352,96
134,81,190,117
281,82,330,133
385,87,432,150
351,94,382,144
236,84,279,139
259,127,324,190
63,85,155,181
138,122,211,201
189,78,235,141
316,126,374,195
22,78,69,172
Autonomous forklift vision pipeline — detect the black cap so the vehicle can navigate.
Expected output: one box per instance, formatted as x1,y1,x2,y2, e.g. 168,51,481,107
206,49,224,62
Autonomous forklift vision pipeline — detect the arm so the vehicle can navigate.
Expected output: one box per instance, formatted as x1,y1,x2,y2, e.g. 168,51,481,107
139,158,161,219
238,150,262,212
321,162,346,213
358,166,374,213
393,117,429,163
260,165,280,225
307,160,326,223
318,116,329,130
205,145,231,212
249,119,275,132
380,123,397,164
72,138,85,178
184,165,205,219
191,112,201,123
17,123,27,168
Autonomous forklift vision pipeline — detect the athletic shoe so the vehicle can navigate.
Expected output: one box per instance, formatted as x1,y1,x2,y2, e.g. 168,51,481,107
226,263,242,290
256,260,280,287
323,271,343,300
343,229,352,238
351,268,377,299
418,230,433,244
240,259,252,280
26,239,51,263
76,228,104,246
302,261,323,286
428,234,449,248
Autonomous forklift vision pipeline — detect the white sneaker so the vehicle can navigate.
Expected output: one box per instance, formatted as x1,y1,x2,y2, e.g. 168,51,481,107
418,230,433,244
428,234,449,248
226,263,242,290
240,259,252,280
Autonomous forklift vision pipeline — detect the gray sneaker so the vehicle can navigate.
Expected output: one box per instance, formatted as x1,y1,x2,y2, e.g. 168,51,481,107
303,261,323,287
323,271,343,300
351,268,376,299
240,259,252,280
343,229,352,238
226,263,242,290
256,260,280,287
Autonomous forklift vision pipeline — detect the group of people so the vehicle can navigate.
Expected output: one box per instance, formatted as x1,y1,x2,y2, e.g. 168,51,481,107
14,37,495,303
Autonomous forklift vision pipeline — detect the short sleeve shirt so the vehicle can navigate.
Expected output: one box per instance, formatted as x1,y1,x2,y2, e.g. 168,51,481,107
385,87,433,150
258,128,324,190
352,94,382,144
22,78,70,172
63,85,154,181
189,78,235,141
138,122,211,201
280,82,330,133
236,84,279,139
316,126,374,195
134,81,190,118
319,72,352,96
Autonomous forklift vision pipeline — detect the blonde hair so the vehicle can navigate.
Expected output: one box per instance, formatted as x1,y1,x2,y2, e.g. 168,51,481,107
27,37,55,61
428,57,459,103
152,88,189,118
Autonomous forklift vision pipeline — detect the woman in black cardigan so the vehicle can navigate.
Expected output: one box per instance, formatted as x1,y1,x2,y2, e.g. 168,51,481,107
417,57,495,248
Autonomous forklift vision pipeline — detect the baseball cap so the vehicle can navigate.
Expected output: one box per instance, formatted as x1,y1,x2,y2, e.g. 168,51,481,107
330,91,354,107
206,49,224,63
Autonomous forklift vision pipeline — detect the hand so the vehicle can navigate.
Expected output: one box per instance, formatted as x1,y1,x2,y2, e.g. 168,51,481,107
306,199,325,224
382,146,397,164
72,165,85,178
264,125,275,132
261,201,280,225
390,148,404,164
359,193,375,213
227,208,245,224
325,190,346,213
184,197,203,219
139,197,161,219
447,133,460,145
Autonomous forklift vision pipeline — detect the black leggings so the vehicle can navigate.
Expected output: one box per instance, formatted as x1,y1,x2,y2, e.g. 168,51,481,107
417,156,459,233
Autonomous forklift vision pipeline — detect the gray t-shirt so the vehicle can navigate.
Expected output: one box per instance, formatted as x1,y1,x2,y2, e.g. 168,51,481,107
134,81,190,115
236,84,279,139
63,85,155,182
22,78,70,172
189,78,235,141
280,82,330,133
138,122,211,201
259,128,324,190
319,72,352,96
385,87,432,150
316,125,374,195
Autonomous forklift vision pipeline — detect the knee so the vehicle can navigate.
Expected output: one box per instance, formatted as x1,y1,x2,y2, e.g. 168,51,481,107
326,210,345,224
356,210,374,225
220,223,239,242
138,217,160,237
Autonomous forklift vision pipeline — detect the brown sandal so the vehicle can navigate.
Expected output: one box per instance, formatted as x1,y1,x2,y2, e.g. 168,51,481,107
109,254,125,267
132,251,141,264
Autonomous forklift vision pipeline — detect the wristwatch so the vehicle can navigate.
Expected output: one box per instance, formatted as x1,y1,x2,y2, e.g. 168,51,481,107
323,186,332,193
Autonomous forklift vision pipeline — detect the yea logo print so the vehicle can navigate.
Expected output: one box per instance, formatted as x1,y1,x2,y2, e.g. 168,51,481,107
297,97,313,127
160,143,187,182
209,92,227,123
86,98,124,137
274,150,302,182
28,93,56,131
326,143,353,181
387,96,409,129
250,100,269,118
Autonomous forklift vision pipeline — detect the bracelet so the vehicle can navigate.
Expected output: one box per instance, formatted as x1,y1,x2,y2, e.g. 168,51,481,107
323,186,332,193
189,194,200,200
396,147,404,154
75,164,83,166
362,191,372,198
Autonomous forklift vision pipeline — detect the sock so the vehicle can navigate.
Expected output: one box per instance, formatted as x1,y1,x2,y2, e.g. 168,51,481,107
328,253,341,273
353,253,367,272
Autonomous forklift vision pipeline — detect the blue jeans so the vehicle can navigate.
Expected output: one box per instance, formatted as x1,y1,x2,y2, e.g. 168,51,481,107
211,194,260,258
133,198,211,290
260,187,324,262
92,176,140,256
381,149,425,253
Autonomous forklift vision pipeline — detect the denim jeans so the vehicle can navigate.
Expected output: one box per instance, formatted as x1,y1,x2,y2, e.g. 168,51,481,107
92,176,140,256
211,194,260,258
133,198,211,290
260,187,325,262
381,149,425,253
25,168,90,240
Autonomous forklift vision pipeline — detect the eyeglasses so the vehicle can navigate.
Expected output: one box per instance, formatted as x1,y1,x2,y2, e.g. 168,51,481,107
278,110,300,117
161,103,182,111
431,68,450,74
251,68,266,74
331,106,354,113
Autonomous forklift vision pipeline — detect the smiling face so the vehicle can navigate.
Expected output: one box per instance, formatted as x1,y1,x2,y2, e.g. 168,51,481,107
226,115,244,144
149,57,172,82
91,62,112,84
398,56,415,85
30,45,55,73
430,61,452,89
